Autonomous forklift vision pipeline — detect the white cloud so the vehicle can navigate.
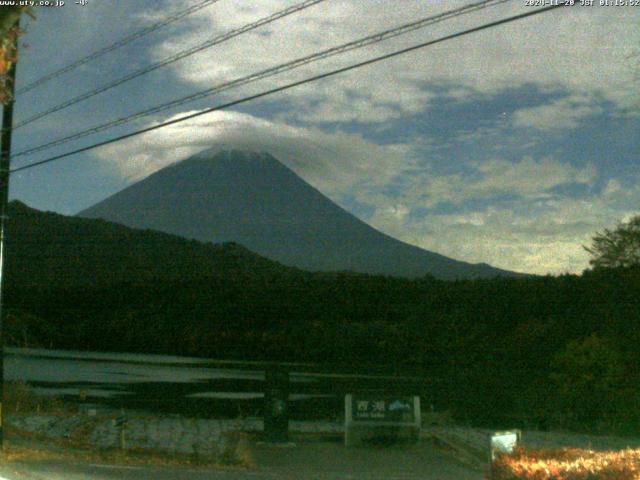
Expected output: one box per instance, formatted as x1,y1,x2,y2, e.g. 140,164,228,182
93,109,413,196
602,179,622,197
382,204,411,221
512,94,605,130
153,1,639,124
353,154,618,274
366,182,640,275
474,156,598,195
365,155,598,209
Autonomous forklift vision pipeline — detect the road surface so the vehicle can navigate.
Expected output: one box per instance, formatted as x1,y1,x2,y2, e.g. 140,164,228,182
0,440,484,479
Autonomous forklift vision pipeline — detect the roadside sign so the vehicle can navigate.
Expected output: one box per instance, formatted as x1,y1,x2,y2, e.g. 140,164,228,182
351,396,416,423
489,430,521,461
345,394,421,446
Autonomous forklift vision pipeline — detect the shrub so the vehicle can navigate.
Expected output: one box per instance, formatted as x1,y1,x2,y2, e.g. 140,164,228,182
549,334,628,430
4,380,65,415
490,446,640,480
217,432,253,466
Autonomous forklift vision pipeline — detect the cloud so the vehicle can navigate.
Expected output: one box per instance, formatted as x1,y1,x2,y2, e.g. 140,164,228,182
353,154,613,274
362,155,598,209
92,108,614,275
473,156,598,196
92,109,413,197
366,179,640,275
512,94,605,130
153,1,639,124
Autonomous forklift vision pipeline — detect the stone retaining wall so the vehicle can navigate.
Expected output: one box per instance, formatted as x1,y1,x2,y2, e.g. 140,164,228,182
8,414,344,457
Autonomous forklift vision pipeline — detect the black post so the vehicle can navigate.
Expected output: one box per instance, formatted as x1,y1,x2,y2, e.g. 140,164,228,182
263,364,290,443
0,17,20,450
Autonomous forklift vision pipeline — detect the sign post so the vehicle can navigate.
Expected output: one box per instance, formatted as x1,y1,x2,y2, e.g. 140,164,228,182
114,409,128,451
488,430,521,478
263,365,289,443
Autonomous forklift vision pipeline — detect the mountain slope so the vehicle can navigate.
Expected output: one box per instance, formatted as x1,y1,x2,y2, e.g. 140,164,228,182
80,149,519,279
5,200,295,289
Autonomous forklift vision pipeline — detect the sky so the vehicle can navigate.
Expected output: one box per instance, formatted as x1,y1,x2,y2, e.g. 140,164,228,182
7,0,640,275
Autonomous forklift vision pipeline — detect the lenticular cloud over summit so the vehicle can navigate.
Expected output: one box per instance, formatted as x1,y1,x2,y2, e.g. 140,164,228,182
95,110,410,198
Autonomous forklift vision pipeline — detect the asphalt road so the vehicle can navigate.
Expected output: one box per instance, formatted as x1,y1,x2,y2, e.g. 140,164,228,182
0,441,484,480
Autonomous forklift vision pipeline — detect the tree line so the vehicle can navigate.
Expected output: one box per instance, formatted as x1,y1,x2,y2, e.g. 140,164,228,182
5,202,640,434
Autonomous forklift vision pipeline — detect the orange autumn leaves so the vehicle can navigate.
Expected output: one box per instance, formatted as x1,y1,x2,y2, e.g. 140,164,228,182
0,7,32,104
0,23,20,104
491,446,640,480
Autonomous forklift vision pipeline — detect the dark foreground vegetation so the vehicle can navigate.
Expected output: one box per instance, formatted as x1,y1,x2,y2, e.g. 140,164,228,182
5,201,640,434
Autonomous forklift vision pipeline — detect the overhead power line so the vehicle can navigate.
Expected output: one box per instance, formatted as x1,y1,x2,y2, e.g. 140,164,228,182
11,2,572,174
14,0,328,129
14,0,510,158
16,0,222,96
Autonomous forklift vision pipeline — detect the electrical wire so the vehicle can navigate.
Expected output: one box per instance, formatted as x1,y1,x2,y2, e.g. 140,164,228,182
16,0,223,96
14,0,329,129
13,0,511,157
11,2,572,174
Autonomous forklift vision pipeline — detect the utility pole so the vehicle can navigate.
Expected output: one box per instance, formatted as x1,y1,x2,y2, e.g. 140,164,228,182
0,16,20,450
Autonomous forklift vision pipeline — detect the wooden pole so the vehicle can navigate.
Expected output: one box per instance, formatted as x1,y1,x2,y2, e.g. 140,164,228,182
0,16,20,450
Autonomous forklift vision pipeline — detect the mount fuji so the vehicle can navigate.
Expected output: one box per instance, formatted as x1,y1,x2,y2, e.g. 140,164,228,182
79,149,518,280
